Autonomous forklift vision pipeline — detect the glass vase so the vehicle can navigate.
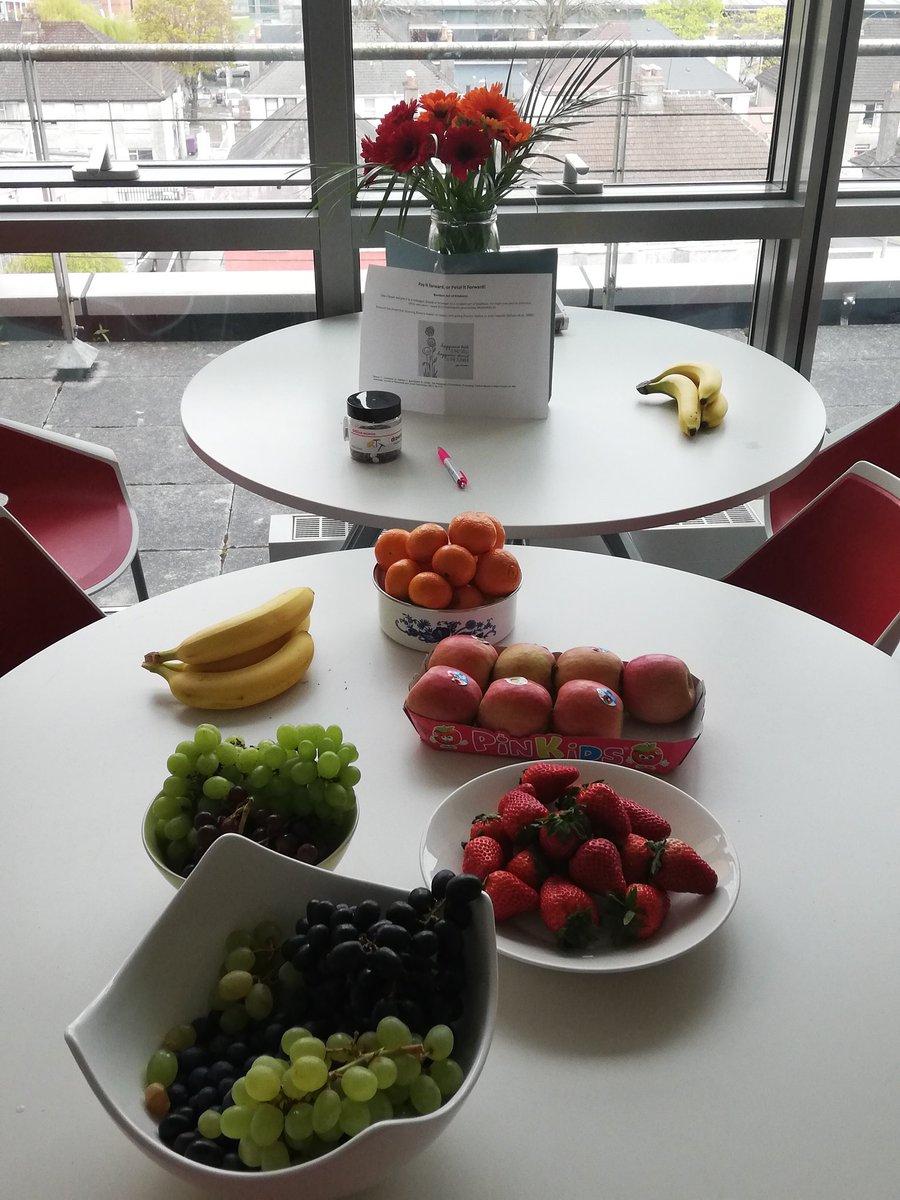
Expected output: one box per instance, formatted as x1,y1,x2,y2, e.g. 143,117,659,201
427,208,500,255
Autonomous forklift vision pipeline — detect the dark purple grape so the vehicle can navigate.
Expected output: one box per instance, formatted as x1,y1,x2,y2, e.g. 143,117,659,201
386,901,418,931
296,843,319,863
444,873,483,907
172,1131,197,1156
184,1139,224,1168
158,1110,193,1144
193,810,215,829
196,825,219,851
430,868,455,900
374,922,410,953
407,886,434,914
276,833,300,857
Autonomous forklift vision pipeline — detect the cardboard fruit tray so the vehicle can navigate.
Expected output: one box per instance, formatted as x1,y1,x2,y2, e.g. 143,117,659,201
403,657,705,775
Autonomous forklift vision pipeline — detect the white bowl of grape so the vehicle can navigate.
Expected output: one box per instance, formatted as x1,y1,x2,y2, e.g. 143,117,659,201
66,834,497,1198
143,721,361,887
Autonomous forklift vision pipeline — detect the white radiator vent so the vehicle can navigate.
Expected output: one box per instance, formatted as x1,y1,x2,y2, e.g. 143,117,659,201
268,513,352,561
665,503,763,529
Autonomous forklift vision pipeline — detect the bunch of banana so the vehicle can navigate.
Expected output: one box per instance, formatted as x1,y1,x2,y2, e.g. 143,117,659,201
142,586,315,709
636,360,728,436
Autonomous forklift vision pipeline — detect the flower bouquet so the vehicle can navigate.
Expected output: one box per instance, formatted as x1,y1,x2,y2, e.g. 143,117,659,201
318,42,629,254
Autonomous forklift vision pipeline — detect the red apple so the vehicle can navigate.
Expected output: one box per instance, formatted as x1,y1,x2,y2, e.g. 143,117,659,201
552,679,625,737
477,676,553,736
621,654,696,724
554,645,624,692
427,634,498,692
406,665,483,723
491,642,556,689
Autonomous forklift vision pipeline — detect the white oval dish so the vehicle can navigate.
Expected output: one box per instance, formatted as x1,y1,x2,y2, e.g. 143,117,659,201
420,759,740,974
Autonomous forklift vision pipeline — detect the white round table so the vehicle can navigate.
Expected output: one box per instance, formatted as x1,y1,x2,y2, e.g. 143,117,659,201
4,546,900,1199
181,309,826,538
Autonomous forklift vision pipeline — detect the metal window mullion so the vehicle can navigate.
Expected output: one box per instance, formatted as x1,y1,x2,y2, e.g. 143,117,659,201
302,0,360,318
751,0,866,375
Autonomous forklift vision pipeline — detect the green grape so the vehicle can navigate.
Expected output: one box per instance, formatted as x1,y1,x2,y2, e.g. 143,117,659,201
337,742,359,765
220,763,242,784
256,737,275,753
390,1053,421,1087
429,1058,464,1097
225,929,252,951
197,1109,222,1139
276,724,300,750
339,1097,371,1137
317,737,338,756
252,1055,287,1076
162,1023,196,1053
217,970,254,1003
280,1026,311,1055
208,983,227,1012
300,723,326,746
409,1073,442,1115
238,1136,263,1168
237,746,260,772
376,1016,411,1054
161,774,189,799
261,744,287,770
145,1048,177,1087
369,1055,398,1091
385,1082,409,1106
341,1065,378,1103
194,750,219,777
163,813,192,842
296,740,317,763
246,764,273,792
219,1004,249,1035
194,723,222,752
289,786,314,817
202,774,232,801
220,1104,254,1140
280,1072,306,1102
250,1102,284,1147
356,1030,380,1055
288,1055,328,1093
166,752,192,778
215,739,240,767
316,1124,343,1145
260,1141,291,1172
245,1064,281,1103
231,1077,256,1108
175,739,199,761
312,1087,341,1135
277,961,304,992
368,1091,393,1123
325,1032,355,1063
316,751,341,779
307,777,327,805
424,1024,454,1062
325,782,352,811
164,838,191,869
290,760,318,786
324,724,343,745
338,764,362,788
266,778,290,802
150,792,182,820
289,1036,326,1062
253,920,283,945
284,1102,315,1143
224,945,256,973
245,982,274,1022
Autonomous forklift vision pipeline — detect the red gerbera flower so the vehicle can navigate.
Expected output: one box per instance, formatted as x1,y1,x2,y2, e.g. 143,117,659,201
380,119,435,173
438,124,493,181
378,99,418,130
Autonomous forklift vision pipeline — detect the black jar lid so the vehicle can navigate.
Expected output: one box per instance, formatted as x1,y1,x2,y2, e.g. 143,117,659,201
346,390,401,421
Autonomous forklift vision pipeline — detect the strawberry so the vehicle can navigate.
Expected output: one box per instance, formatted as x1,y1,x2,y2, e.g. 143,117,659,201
484,870,539,922
619,833,655,883
606,882,670,941
520,762,580,805
577,781,631,843
539,876,600,949
620,797,671,840
537,805,589,863
505,846,549,890
568,837,627,895
499,791,550,840
461,835,506,881
497,786,541,815
469,811,506,842
647,837,718,894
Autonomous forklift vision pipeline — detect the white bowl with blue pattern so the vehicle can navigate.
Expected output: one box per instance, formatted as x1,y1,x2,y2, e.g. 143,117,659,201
373,568,518,649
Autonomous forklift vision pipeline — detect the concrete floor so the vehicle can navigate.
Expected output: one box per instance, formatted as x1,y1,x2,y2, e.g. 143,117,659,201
0,321,893,609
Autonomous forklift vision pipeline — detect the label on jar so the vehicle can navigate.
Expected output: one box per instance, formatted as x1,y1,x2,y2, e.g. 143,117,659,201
344,417,402,461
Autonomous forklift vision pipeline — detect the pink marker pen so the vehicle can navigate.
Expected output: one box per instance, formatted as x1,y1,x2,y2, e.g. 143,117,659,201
437,446,468,489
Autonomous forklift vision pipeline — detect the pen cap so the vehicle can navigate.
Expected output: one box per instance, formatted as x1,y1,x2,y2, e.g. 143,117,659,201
346,390,401,422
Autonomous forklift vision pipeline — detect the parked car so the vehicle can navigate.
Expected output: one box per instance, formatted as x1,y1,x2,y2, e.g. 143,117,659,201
215,62,251,81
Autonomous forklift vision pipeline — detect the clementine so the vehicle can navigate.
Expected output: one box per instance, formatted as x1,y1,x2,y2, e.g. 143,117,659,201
450,584,486,610
374,527,411,570
408,571,454,610
431,542,477,587
473,548,522,597
490,515,506,549
383,558,420,601
448,511,499,556
407,522,450,563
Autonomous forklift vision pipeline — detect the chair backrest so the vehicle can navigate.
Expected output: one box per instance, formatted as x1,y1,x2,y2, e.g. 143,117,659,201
0,416,140,594
0,493,104,676
766,400,900,534
725,462,900,652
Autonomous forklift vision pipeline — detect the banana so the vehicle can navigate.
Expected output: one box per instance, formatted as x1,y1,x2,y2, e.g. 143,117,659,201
145,587,314,667
186,616,311,672
637,360,722,401
700,390,729,428
641,372,702,437
143,628,315,710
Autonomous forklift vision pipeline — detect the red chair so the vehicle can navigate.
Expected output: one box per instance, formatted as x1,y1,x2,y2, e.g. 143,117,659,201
0,493,104,675
0,416,148,600
766,400,900,534
725,461,900,653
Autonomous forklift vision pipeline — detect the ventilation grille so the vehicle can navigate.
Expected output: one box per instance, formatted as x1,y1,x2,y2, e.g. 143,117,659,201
673,504,762,529
289,514,352,540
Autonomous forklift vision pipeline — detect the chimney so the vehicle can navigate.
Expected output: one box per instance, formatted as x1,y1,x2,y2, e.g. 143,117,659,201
638,63,665,112
875,81,900,164
403,70,418,105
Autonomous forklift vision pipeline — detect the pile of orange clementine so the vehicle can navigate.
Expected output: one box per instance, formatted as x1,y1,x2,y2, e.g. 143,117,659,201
374,511,522,610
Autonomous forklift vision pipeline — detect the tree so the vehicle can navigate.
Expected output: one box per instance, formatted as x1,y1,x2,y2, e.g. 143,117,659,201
133,0,236,123
645,1,723,40
35,0,136,40
513,1,612,42
721,6,785,75
5,253,124,272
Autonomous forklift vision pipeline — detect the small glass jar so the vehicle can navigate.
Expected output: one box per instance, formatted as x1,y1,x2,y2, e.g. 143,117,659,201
344,391,402,463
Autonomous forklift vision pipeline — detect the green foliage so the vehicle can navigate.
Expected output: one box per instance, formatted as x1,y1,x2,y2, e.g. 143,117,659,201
722,7,785,39
4,253,125,273
34,0,136,40
646,0,723,40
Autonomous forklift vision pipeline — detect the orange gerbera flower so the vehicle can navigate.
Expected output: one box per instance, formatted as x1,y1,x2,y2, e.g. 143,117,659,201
497,118,534,152
418,89,461,127
457,83,520,133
